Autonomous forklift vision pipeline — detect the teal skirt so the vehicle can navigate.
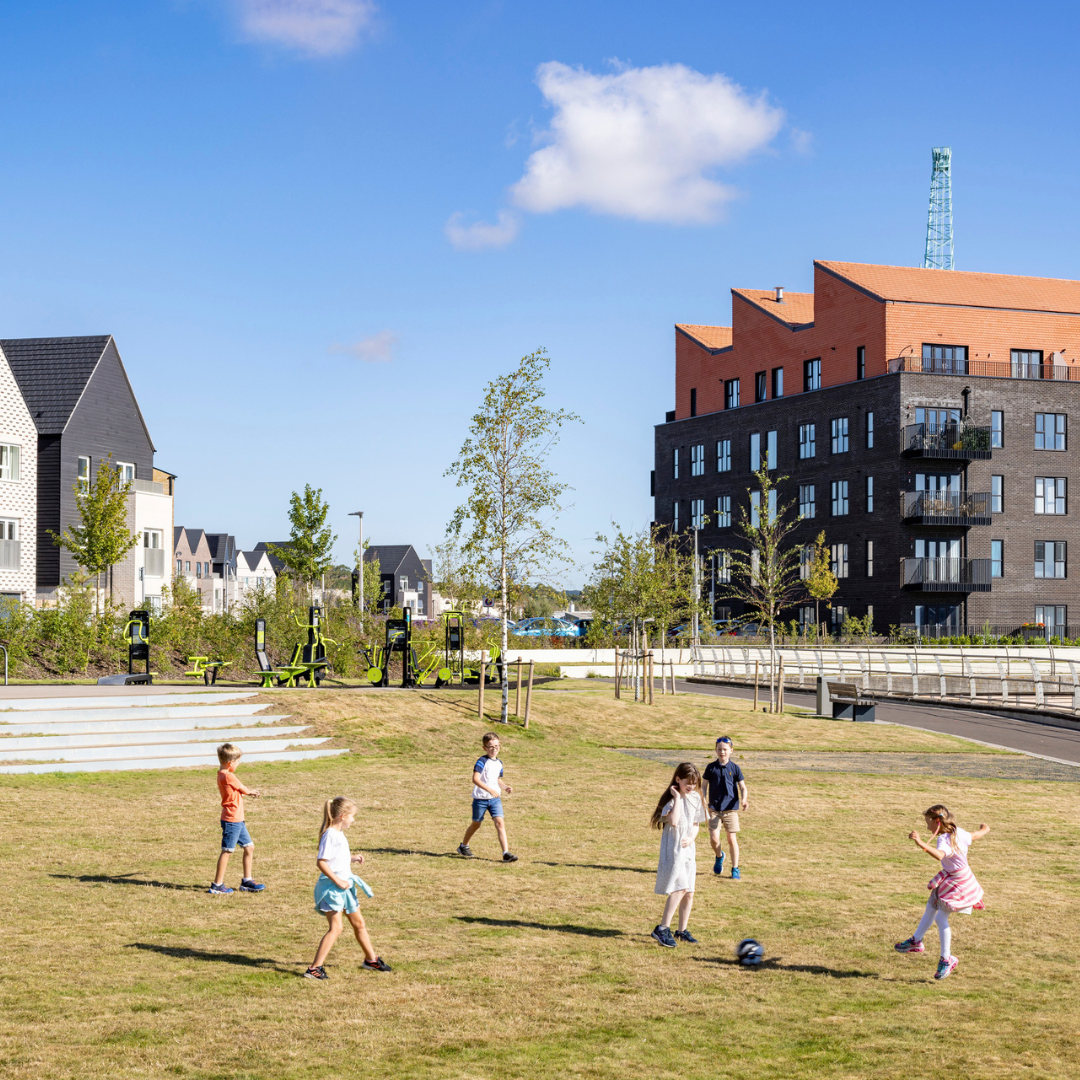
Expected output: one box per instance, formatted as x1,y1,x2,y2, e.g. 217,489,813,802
314,873,359,914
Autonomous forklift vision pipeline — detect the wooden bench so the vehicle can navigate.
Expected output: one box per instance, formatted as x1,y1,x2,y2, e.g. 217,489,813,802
827,681,876,722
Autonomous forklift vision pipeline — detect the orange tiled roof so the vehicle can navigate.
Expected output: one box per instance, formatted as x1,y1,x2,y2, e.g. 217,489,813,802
819,261,1080,314
732,289,815,327
676,324,732,350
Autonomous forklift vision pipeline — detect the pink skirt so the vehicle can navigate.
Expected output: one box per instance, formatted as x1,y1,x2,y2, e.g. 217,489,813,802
928,865,984,913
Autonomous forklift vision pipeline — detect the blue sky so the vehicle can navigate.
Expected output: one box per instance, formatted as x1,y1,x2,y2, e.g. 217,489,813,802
2,1,1078,586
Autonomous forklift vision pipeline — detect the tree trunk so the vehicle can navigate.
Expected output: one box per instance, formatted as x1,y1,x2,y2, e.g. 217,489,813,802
769,606,777,713
500,550,509,723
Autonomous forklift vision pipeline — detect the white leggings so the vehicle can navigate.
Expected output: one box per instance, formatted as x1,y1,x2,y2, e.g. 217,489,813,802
914,899,952,959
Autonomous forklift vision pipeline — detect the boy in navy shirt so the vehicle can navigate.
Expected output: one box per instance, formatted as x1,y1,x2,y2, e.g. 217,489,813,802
457,732,518,862
702,737,748,879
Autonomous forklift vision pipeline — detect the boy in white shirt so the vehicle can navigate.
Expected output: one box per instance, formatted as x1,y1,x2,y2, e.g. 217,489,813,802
457,732,518,862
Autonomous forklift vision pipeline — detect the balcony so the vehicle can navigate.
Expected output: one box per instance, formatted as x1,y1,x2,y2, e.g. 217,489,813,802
901,422,992,460
901,490,992,526
890,355,1080,381
901,557,992,593
132,478,165,494
144,547,165,578
0,539,20,571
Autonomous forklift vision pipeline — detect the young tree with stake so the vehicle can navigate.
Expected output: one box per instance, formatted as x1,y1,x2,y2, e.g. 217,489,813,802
446,349,579,723
805,531,838,643
271,485,337,605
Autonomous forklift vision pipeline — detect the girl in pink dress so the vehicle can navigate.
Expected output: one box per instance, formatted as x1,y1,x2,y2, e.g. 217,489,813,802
894,804,989,980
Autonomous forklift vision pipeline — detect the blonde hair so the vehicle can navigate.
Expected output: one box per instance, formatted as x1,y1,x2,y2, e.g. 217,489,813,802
924,804,959,846
217,743,242,764
320,796,357,839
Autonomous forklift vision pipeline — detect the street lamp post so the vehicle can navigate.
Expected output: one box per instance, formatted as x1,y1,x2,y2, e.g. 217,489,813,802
348,511,364,614
691,527,700,648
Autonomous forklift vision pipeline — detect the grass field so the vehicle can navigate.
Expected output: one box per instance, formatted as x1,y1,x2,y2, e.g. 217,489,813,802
1,686,1078,1079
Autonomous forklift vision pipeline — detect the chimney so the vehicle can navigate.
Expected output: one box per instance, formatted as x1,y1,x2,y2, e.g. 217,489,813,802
774,286,785,303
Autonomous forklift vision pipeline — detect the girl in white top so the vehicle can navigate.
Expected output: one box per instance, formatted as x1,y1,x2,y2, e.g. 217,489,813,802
304,796,391,980
650,762,707,948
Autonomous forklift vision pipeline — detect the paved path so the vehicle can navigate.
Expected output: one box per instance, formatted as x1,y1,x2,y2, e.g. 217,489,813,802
676,680,1080,767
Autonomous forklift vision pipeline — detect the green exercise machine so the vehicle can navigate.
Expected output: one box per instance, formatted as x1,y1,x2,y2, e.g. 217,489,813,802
97,610,153,685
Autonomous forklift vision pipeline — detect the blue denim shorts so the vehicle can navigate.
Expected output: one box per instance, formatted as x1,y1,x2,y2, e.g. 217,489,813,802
472,797,504,821
220,820,253,852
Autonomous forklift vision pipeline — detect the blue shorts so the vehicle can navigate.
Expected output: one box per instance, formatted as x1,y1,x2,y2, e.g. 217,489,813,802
472,797,504,821
220,820,253,852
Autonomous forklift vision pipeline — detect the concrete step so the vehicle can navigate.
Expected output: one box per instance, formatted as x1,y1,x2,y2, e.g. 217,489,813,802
0,736,331,764
0,747,350,774
0,703,273,724
0,725,312,752
0,714,291,737
0,692,258,712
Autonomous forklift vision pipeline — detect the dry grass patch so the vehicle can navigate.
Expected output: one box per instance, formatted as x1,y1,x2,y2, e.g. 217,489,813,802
0,688,1077,1079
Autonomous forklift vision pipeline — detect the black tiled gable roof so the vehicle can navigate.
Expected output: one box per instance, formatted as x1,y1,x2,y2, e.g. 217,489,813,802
0,336,112,434
364,545,413,573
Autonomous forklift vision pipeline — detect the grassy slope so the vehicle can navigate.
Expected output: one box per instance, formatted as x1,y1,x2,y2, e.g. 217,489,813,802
0,688,1077,1079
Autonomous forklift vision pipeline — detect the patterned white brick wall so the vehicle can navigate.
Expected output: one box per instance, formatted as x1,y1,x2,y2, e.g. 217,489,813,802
0,347,37,602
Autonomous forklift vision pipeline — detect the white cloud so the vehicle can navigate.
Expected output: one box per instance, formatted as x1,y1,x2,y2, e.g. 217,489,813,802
234,0,375,57
328,330,397,362
510,61,785,224
790,128,814,155
444,210,521,251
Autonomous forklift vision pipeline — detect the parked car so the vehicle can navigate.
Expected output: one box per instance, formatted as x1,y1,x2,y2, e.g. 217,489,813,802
511,617,581,638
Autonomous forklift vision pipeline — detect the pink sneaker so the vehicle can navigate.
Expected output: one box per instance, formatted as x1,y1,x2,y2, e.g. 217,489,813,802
934,955,959,980
894,937,925,953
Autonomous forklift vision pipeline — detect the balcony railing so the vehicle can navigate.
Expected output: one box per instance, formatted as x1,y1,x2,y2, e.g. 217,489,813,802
890,355,1080,381
901,421,992,460
144,547,165,578
132,478,165,494
0,539,20,570
901,557,992,593
901,490,992,525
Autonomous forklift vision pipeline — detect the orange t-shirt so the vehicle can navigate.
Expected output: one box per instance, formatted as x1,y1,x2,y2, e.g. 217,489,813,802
217,762,250,822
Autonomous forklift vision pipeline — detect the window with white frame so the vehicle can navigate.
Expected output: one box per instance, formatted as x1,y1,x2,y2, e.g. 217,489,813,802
716,495,731,528
799,423,816,459
0,518,18,540
691,499,705,529
399,575,409,594
1035,541,1066,579
992,475,1003,513
991,411,1004,448
1035,477,1067,515
716,551,731,584
0,445,21,482
798,484,815,519
77,456,90,492
831,543,849,578
1035,413,1066,450
831,480,849,515
176,558,183,575
831,417,849,453
143,529,162,548
117,462,135,482
866,539,874,577
690,444,704,476
717,439,731,472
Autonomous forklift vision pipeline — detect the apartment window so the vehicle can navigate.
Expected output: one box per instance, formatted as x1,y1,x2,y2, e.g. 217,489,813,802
750,491,760,528
117,462,135,482
716,551,731,584
798,484,816,519
866,411,874,448
831,480,849,516
690,444,704,476
176,558,182,574
0,518,18,540
1035,605,1067,636
1035,413,1066,450
1035,541,1066,579
831,417,849,453
798,605,816,628
673,448,680,479
767,489,777,524
991,475,1003,513
857,346,866,380
766,430,777,470
717,439,731,472
804,358,821,391
799,544,813,580
673,502,679,531
866,539,874,577
750,433,761,471
832,605,848,629
1035,477,1067,515
866,475,874,513
772,367,784,398
0,445,21,482
991,540,1003,579
921,343,968,374
831,544,849,579
755,371,767,403
716,495,731,528
690,388,697,417
77,456,90,492
400,575,409,594
691,499,705,529
143,529,161,549
185,560,191,573
799,423,816,459
725,379,740,409
991,410,1004,448
1011,349,1043,379
196,562,203,578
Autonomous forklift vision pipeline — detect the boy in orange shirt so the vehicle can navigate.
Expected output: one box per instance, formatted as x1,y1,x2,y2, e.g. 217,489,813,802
209,743,265,895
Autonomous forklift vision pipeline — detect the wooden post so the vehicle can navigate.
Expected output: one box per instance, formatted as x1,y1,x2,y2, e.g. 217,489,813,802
753,659,760,711
477,650,486,719
515,656,523,717
614,647,621,699
524,660,534,728
777,657,785,713
648,651,654,705
668,659,675,695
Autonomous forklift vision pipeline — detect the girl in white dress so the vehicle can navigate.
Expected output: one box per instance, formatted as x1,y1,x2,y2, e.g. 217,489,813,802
650,762,707,947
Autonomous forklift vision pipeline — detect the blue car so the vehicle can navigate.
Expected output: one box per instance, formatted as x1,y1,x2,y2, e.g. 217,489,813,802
511,617,581,638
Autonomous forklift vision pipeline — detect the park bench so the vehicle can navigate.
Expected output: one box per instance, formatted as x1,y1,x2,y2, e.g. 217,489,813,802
255,645,309,689
184,656,231,686
827,681,876,722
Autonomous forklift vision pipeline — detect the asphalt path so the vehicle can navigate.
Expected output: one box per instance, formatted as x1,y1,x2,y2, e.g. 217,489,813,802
675,679,1080,767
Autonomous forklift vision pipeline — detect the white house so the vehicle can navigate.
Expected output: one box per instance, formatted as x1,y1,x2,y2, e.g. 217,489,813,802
236,548,276,603
0,344,37,604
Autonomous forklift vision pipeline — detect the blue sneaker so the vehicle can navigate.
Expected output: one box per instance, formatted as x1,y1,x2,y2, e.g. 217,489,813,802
731,867,741,880
934,955,958,980
239,879,265,892
651,925,677,948
207,882,233,895
673,929,699,943
713,853,725,875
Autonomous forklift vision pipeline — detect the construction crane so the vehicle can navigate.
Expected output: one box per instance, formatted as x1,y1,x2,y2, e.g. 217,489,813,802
923,147,954,270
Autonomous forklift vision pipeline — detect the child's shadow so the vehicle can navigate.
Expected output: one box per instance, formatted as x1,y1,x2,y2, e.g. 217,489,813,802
126,943,295,974
692,956,879,979
457,916,624,938
51,873,203,892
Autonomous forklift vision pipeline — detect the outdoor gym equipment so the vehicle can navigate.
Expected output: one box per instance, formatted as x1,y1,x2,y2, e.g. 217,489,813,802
444,612,465,685
379,609,415,687
97,610,153,686
284,606,334,686
254,617,315,688
185,656,230,685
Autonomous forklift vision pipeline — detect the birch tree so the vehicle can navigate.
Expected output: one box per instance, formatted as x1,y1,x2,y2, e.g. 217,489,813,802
446,349,579,722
